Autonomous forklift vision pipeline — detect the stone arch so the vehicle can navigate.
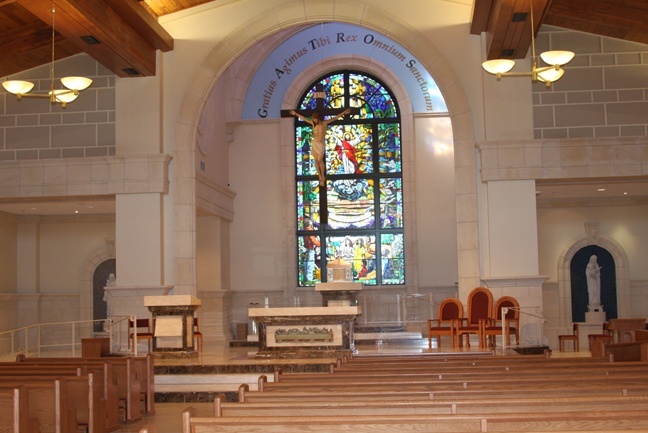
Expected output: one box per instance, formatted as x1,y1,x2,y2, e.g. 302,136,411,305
172,0,479,298
557,234,630,328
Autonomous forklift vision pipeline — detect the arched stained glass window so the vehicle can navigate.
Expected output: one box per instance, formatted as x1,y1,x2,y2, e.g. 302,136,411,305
294,71,404,287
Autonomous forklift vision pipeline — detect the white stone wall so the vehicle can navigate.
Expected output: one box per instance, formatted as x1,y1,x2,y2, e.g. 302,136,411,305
0,54,115,161
533,27,648,139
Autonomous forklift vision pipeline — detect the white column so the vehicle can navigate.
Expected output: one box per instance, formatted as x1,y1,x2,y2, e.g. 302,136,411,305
486,180,539,277
116,193,164,285
108,193,169,320
482,180,548,346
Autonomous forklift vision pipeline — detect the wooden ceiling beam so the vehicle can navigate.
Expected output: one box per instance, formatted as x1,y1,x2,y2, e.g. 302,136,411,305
16,0,173,77
544,0,648,45
104,0,173,52
471,0,553,61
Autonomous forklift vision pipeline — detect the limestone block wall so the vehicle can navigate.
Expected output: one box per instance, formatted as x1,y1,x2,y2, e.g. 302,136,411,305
533,27,648,139
0,54,115,161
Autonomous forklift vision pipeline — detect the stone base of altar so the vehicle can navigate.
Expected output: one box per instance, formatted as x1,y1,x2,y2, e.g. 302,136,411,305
248,306,360,359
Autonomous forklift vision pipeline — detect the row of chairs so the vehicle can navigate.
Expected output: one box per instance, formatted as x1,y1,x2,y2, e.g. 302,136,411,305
427,287,519,348
128,317,203,352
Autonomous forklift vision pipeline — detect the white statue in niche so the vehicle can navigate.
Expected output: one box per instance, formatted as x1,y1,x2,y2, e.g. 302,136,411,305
586,255,602,310
106,273,116,287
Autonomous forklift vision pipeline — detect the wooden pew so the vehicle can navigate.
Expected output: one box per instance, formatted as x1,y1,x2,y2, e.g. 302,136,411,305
179,406,648,433
603,340,648,362
258,370,648,394
275,363,648,383
334,356,624,371
0,386,40,433
0,378,77,433
1,362,119,430
0,373,106,433
238,382,648,403
214,393,648,417
16,354,154,422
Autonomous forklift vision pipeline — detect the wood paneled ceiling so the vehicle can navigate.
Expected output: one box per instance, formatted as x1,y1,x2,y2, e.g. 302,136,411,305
0,0,216,79
471,0,648,61
1,0,647,79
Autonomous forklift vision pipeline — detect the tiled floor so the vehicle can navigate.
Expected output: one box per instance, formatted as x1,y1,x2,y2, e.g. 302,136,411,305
114,338,591,433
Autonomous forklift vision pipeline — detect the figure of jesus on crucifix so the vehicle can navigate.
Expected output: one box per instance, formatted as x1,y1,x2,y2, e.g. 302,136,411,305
288,107,351,186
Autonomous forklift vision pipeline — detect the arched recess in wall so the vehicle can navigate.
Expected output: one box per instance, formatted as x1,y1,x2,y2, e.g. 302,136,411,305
80,239,115,326
569,245,617,322
558,235,630,327
173,0,479,298
92,259,116,332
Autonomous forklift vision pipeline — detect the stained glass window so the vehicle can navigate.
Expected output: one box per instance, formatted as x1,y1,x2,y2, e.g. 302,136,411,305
295,71,404,286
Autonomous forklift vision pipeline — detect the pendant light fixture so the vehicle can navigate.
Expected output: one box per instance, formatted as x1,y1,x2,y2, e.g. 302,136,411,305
481,0,574,88
2,7,92,108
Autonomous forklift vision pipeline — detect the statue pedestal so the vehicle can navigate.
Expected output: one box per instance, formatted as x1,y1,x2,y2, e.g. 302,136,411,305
585,311,606,323
144,295,201,358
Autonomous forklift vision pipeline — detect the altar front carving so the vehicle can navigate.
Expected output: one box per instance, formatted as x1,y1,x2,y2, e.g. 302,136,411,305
248,306,360,358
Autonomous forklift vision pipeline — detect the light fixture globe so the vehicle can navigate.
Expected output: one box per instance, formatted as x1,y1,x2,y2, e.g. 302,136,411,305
3,9,91,107
537,67,565,83
61,76,93,91
2,80,35,95
540,50,575,66
482,59,515,75
50,89,79,104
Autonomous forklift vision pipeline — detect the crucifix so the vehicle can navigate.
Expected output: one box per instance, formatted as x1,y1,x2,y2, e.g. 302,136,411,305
281,85,357,224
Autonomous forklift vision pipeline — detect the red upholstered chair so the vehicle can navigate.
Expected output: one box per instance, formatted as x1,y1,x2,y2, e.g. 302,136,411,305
457,287,493,348
483,296,519,348
428,298,464,348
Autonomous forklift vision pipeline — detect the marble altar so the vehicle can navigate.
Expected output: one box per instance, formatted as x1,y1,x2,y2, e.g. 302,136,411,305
145,295,201,358
248,306,360,358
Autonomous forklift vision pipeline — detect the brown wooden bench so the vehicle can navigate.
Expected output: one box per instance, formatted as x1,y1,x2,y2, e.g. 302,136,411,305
259,369,648,393
275,363,648,384
333,354,623,369
603,340,648,362
238,381,648,403
0,373,106,433
16,354,154,423
0,386,40,433
214,393,648,417
179,406,648,433
1,361,120,430
0,377,79,433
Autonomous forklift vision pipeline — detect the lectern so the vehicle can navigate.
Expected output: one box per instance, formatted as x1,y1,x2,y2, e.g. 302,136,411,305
144,295,201,357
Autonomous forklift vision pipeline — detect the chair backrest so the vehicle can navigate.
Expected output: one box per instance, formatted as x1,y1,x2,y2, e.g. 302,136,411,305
573,322,579,336
493,296,519,321
467,287,493,325
193,317,200,330
129,318,151,331
438,298,463,321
